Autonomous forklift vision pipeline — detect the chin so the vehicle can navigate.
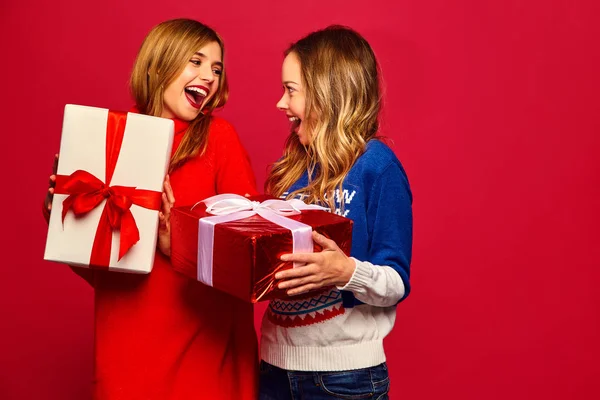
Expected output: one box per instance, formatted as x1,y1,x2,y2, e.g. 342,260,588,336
179,109,202,122
298,133,309,146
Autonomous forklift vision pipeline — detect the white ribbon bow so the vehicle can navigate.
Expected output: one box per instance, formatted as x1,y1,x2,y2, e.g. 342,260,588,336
193,194,328,286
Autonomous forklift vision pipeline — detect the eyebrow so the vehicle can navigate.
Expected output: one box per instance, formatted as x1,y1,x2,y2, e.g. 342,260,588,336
194,52,223,67
284,80,299,85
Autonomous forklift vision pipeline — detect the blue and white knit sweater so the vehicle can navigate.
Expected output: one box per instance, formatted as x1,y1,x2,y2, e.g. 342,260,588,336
261,139,413,371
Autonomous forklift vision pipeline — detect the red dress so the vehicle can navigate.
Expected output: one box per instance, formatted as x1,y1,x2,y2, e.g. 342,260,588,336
91,116,259,399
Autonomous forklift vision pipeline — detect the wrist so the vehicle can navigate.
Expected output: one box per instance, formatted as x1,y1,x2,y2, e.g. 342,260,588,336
159,249,171,258
337,257,356,287
157,239,171,258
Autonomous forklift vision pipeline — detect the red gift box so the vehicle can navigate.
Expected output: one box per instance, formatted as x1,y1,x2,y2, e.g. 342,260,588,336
170,194,353,302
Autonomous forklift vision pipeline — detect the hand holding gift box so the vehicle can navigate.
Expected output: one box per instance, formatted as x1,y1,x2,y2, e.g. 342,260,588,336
170,194,353,302
44,104,174,273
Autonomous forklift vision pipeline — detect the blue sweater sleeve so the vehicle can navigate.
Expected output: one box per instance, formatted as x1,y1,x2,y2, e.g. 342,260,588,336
366,161,413,302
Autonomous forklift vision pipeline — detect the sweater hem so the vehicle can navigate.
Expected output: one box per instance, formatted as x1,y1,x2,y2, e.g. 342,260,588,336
260,340,386,371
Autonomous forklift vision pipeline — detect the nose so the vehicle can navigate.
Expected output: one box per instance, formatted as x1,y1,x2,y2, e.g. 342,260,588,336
199,64,215,84
276,93,288,111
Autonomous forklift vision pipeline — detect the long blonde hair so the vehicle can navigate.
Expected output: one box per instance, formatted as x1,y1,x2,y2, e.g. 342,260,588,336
130,18,229,172
265,26,381,208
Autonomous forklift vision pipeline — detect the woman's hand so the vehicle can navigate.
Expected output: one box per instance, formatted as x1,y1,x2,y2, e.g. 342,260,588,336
157,174,175,257
43,154,59,216
275,231,356,296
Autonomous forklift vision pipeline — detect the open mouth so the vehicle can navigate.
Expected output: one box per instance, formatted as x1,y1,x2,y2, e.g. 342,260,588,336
185,86,208,109
288,115,301,133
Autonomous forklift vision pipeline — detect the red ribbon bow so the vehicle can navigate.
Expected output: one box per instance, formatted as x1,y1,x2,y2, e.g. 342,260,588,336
54,110,162,268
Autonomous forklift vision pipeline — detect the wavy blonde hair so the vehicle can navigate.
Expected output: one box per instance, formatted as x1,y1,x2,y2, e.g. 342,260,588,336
265,26,381,208
130,18,229,172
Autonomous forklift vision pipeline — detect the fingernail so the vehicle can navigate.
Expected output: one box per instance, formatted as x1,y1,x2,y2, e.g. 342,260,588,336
274,273,281,279
280,255,289,261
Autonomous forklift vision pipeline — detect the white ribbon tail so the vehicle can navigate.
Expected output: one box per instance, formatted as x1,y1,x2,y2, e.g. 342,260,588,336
287,198,330,213
198,210,257,285
192,193,251,213
203,193,248,208
257,208,313,268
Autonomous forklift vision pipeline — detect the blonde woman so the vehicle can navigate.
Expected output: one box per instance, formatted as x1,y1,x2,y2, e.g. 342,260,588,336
259,26,413,399
44,19,258,399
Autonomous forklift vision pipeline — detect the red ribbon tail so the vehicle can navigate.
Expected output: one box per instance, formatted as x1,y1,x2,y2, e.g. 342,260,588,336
90,205,113,268
118,210,140,260
61,195,76,225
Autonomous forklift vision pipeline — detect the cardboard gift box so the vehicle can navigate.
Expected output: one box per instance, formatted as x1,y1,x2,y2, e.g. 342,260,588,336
170,194,353,302
43,104,174,273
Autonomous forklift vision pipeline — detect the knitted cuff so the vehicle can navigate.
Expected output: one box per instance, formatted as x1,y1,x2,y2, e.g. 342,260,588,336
337,257,372,293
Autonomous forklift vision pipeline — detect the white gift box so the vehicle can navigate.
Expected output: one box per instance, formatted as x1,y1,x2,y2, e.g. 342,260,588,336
43,104,174,273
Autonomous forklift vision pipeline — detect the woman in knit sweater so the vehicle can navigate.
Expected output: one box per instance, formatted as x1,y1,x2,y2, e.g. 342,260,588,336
44,19,259,399
259,26,413,399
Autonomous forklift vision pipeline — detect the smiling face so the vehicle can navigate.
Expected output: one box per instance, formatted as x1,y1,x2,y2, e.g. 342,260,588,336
276,52,309,145
161,41,223,121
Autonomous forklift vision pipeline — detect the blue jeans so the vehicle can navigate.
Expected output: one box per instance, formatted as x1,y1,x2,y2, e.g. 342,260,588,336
259,361,390,399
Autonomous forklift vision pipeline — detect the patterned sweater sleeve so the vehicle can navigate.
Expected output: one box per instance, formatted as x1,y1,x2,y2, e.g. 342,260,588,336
338,161,413,306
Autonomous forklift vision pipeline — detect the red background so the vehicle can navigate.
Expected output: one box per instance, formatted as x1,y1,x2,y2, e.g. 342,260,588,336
2,0,599,399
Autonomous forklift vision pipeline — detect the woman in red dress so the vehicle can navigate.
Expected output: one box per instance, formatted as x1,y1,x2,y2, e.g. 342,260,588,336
44,19,259,399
